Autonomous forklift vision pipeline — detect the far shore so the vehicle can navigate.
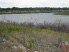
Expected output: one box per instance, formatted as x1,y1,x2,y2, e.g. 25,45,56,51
0,7,69,15
0,11,69,15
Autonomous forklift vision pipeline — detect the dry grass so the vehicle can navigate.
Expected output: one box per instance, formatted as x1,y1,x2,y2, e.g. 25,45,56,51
0,22,69,52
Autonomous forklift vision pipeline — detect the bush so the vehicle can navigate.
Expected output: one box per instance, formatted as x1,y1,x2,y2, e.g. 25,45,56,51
27,38,35,48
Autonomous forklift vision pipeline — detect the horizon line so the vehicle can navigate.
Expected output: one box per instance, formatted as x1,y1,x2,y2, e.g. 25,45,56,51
0,7,69,8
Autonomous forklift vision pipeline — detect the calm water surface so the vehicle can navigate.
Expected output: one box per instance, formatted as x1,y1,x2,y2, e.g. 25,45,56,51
0,13,69,24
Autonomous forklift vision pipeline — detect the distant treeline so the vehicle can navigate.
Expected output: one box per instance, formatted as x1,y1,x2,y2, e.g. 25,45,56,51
0,7,69,14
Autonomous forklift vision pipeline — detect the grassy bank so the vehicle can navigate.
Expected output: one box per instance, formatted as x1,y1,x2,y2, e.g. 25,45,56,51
54,10,69,15
0,22,69,52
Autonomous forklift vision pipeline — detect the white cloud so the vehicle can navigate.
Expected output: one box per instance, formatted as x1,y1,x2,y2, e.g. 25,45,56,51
0,0,69,8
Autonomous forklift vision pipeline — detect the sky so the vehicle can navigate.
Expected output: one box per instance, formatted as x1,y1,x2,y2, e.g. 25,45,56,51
0,0,69,8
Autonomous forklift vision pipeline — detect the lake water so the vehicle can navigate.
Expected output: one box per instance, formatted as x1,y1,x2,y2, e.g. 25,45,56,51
0,13,69,24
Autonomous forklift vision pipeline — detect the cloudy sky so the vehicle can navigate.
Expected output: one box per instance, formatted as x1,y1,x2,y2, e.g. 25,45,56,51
0,0,69,8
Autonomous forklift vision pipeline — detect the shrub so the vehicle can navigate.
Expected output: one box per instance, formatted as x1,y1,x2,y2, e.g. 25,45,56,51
27,38,35,48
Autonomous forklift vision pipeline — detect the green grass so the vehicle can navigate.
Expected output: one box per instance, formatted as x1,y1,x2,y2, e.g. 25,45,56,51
0,22,69,52
54,10,69,15
0,22,37,33
40,29,69,40
0,22,69,39
27,38,35,48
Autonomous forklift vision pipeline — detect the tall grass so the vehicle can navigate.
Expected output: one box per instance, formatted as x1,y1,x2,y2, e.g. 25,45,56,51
36,22,69,33
19,21,69,33
0,21,69,33
0,21,69,52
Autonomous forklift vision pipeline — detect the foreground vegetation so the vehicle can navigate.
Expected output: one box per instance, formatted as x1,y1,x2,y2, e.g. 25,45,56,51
0,22,69,52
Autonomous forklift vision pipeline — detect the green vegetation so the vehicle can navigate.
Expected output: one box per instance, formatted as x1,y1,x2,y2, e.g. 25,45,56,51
27,38,35,48
0,22,69,40
0,7,69,14
0,22,69,52
54,10,69,15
